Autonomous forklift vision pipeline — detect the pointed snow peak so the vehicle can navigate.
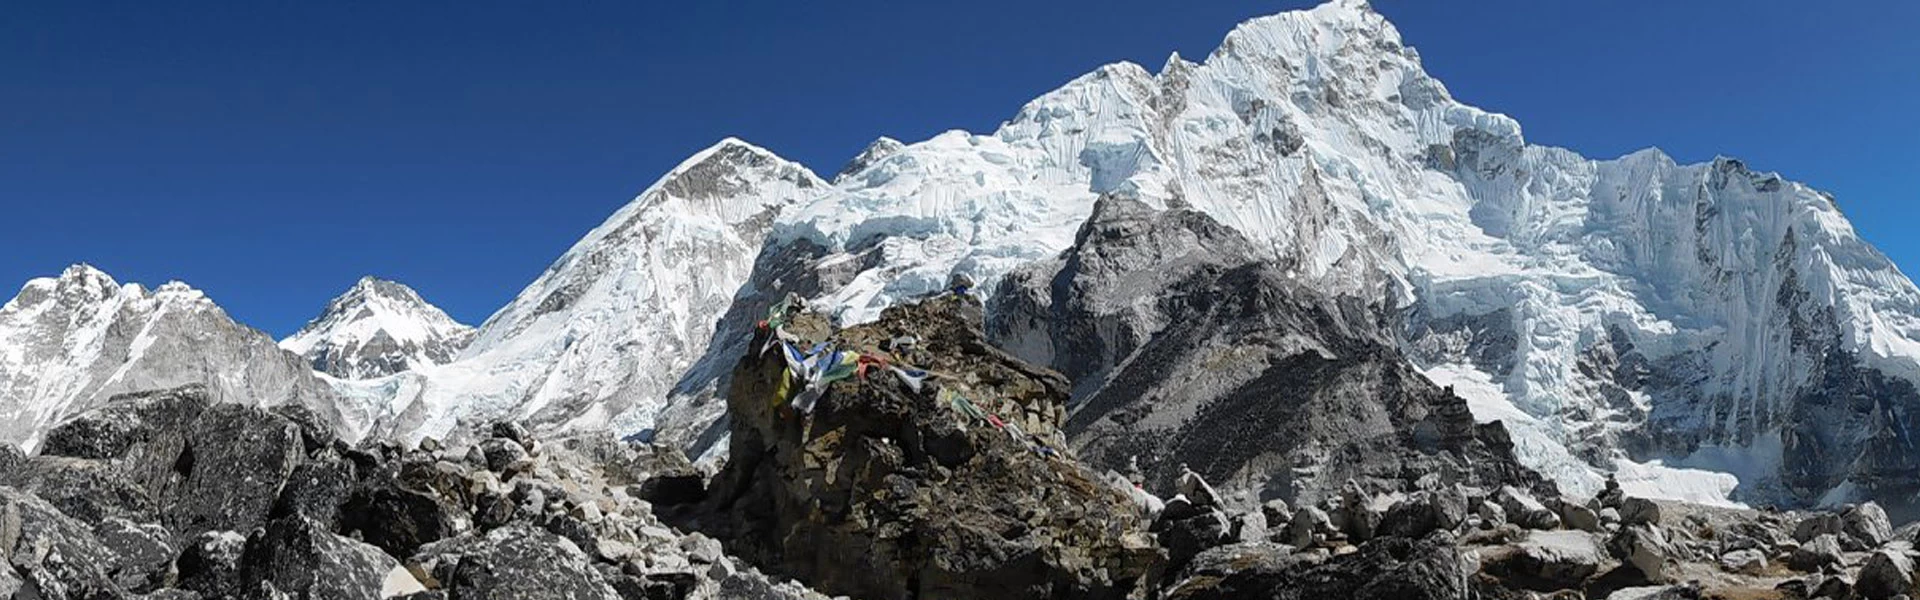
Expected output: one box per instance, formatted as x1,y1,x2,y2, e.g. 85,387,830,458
621,137,827,225
281,276,474,379
1210,0,1406,67
833,136,906,184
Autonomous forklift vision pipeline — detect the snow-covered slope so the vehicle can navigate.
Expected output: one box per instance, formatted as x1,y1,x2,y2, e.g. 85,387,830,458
280,276,475,379
364,138,830,444
0,265,359,450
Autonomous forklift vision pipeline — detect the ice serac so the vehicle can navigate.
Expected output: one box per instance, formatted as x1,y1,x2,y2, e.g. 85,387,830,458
721,0,1920,511
280,276,475,380
0,265,357,450
371,138,830,445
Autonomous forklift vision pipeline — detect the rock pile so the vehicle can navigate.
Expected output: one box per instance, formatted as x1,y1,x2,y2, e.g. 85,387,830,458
0,385,832,600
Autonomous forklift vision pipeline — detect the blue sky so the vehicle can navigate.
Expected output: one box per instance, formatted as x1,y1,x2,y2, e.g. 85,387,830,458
3,1,1915,337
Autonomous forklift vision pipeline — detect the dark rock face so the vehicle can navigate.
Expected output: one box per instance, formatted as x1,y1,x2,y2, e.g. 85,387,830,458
166,403,304,539
989,197,1549,507
691,295,1161,600
238,516,399,599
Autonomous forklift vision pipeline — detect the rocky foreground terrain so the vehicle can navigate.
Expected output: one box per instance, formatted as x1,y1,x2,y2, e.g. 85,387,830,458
5,294,1920,599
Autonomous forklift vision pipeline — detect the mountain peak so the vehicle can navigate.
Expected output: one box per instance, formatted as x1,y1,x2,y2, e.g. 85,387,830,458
833,136,905,184
280,277,474,379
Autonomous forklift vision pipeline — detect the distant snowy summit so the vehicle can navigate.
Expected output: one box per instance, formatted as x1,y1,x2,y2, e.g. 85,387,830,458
280,276,475,379
0,264,352,451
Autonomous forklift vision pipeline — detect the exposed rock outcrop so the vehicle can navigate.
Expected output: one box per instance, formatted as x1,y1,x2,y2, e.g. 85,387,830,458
688,294,1161,600
990,197,1550,508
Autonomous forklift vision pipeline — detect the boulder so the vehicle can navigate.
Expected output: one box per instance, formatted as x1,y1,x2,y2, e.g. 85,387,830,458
0,568,21,598
1154,507,1232,573
1477,500,1508,528
165,403,304,540
238,516,401,599
1562,503,1601,533
1486,530,1605,589
1379,493,1442,538
175,530,248,599
93,517,176,591
1166,537,1468,600
1794,512,1845,543
1177,468,1222,509
1814,573,1856,600
478,438,531,474
1844,502,1894,548
1230,509,1269,544
1287,506,1337,547
1607,524,1674,584
1718,548,1768,575
1340,480,1382,541
270,455,357,529
1788,533,1846,572
1617,497,1661,527
1261,499,1293,530
39,385,209,464
0,455,157,523
341,485,466,558
1858,549,1916,600
489,421,532,446
408,524,622,600
0,486,127,599
1495,486,1560,530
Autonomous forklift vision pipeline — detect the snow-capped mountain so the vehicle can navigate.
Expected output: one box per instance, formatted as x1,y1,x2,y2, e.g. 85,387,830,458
361,138,829,445
9,0,1903,513
280,276,475,379
630,0,1920,510
0,265,359,451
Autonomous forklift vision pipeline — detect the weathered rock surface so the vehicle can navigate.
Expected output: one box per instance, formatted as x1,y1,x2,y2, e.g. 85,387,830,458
688,295,1161,600
989,197,1550,507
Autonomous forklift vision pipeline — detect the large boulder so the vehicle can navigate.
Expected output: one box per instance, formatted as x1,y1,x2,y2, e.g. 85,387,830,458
174,530,248,599
1495,486,1561,530
1165,536,1469,600
1606,525,1673,584
0,486,128,600
1617,497,1661,527
1787,533,1845,572
92,517,176,591
163,403,305,540
238,516,402,599
1484,530,1605,590
1286,506,1337,548
1843,502,1894,548
1718,548,1768,575
691,296,1160,600
1857,549,1916,600
408,524,622,600
1793,512,1844,543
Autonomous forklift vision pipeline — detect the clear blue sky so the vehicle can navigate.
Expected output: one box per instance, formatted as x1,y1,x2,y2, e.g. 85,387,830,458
4,1,1915,337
